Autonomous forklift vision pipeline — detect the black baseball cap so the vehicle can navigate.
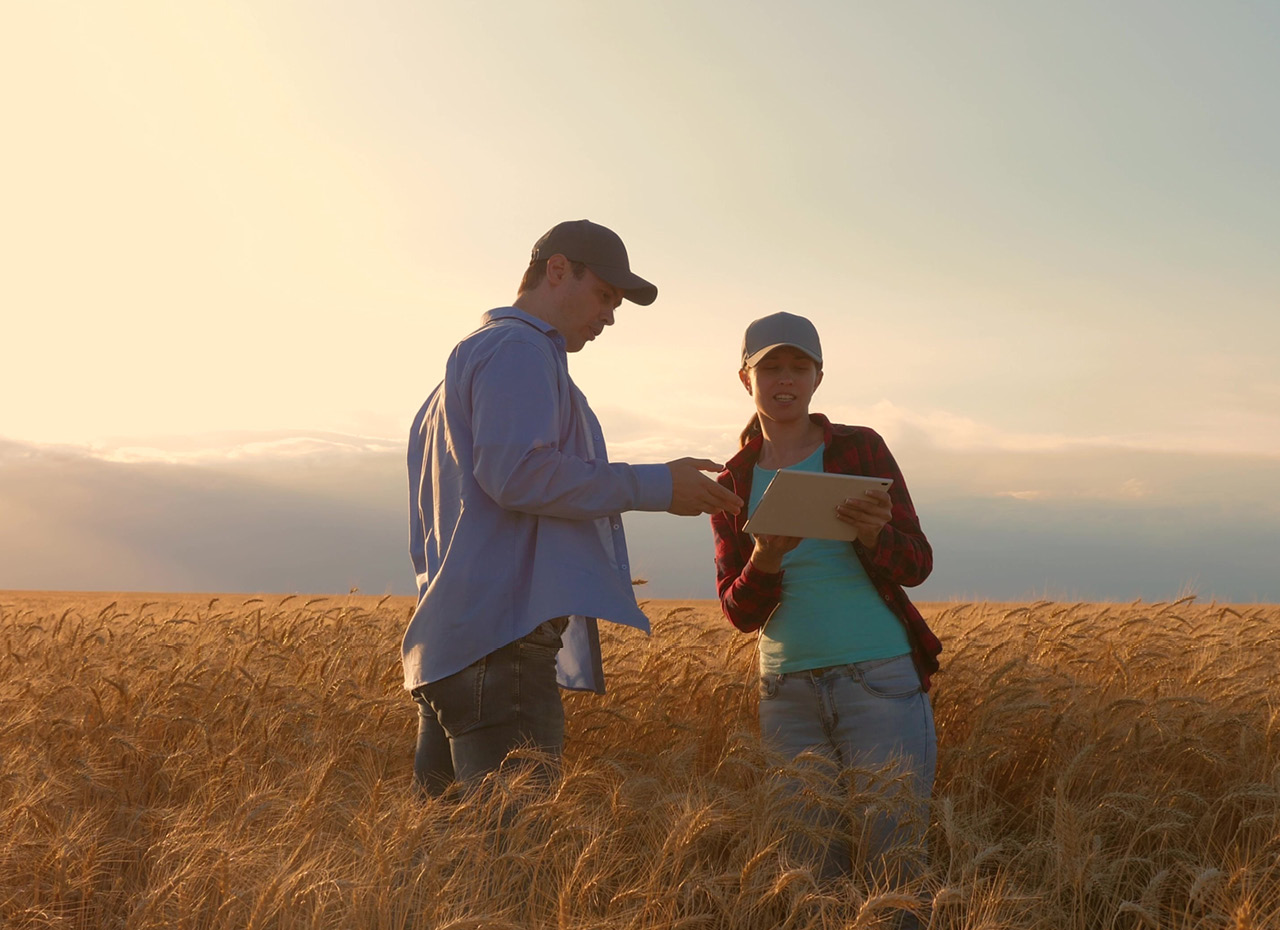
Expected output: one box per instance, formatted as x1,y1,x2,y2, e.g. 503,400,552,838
530,219,658,306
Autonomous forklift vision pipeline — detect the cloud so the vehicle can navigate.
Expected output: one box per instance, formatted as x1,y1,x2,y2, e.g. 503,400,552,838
628,497,1280,604
85,431,402,465
588,396,1280,483
916,495,1280,603
821,399,1280,460
586,406,744,466
827,401,1096,454
2,430,1277,603
0,437,407,594
1117,478,1151,499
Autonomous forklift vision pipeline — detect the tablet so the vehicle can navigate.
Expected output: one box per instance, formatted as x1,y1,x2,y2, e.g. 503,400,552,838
742,470,893,541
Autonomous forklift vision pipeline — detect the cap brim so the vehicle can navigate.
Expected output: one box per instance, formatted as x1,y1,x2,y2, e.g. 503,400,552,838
743,343,823,368
588,264,658,306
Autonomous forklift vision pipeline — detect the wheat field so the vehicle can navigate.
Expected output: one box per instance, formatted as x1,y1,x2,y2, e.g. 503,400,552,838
1,591,1277,929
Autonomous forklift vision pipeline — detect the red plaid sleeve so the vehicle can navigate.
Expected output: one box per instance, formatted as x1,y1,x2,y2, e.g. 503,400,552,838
836,428,932,588
830,426,941,689
711,471,780,632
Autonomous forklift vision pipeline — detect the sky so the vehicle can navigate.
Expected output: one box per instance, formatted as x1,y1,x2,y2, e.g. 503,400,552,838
3,2,1278,601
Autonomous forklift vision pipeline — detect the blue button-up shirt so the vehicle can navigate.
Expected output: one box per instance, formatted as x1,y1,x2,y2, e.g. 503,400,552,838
404,307,673,694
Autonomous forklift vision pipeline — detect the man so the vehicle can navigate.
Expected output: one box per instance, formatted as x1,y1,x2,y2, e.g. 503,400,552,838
405,219,743,794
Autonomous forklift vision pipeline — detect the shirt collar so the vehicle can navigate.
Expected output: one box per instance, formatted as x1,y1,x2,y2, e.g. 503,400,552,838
481,306,566,351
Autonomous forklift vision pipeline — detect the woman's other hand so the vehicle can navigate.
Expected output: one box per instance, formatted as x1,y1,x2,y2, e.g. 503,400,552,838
750,534,803,574
836,488,893,550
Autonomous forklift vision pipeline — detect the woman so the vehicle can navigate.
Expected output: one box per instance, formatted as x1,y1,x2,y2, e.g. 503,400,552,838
711,311,942,889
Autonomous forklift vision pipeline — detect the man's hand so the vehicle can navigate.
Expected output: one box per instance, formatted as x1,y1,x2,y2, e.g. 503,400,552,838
836,487,893,549
666,458,743,516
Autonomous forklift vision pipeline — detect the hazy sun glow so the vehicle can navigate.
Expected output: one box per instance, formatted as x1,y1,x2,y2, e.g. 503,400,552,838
3,2,1278,599
5,1,1277,455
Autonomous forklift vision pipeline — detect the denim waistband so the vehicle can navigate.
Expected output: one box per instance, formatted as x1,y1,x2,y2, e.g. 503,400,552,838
773,652,911,680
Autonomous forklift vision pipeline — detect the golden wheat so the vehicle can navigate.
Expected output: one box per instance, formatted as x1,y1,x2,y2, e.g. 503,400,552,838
1,592,1277,929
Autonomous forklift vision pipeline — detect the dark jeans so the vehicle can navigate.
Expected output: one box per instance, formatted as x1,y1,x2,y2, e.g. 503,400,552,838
412,618,567,796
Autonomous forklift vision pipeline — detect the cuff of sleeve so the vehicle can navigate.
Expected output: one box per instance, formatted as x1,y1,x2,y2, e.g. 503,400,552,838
741,558,784,595
855,530,890,569
632,463,674,512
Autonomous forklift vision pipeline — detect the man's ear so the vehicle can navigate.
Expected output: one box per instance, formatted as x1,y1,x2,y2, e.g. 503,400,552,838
545,254,569,285
814,369,824,390
739,368,752,394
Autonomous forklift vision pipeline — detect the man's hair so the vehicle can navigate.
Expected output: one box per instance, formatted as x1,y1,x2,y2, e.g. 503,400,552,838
518,258,589,295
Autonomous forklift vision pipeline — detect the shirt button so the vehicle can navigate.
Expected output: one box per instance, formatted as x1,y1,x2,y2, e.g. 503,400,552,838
612,523,620,530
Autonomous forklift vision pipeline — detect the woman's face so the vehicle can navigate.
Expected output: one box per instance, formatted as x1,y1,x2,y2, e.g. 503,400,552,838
740,346,823,424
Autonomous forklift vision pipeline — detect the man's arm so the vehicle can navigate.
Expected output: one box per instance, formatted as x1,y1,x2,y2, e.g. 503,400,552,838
468,340,740,520
469,340,671,518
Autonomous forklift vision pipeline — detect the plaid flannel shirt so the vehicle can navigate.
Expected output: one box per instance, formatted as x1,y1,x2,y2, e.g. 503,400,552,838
711,413,942,691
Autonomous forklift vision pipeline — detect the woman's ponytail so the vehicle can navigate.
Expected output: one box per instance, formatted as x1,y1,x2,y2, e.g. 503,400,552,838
739,413,762,448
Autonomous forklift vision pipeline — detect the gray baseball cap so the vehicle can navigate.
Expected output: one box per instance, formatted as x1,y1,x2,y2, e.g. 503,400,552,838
530,219,658,306
741,312,823,367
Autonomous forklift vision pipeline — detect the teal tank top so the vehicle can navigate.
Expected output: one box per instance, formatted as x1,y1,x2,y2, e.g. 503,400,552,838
748,446,911,674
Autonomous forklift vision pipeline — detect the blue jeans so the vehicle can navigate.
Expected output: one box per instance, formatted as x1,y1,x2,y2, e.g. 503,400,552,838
759,653,936,887
412,618,567,796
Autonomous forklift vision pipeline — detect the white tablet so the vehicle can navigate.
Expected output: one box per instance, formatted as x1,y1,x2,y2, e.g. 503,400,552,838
742,470,893,541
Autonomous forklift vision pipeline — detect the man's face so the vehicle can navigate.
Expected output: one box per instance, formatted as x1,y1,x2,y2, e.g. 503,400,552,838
557,267,624,353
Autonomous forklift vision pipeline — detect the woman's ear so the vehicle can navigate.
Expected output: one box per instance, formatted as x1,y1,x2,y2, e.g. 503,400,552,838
814,369,824,390
739,368,752,394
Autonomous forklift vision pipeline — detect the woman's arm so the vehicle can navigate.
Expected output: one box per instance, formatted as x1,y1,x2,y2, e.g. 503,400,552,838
710,480,784,633
845,430,933,587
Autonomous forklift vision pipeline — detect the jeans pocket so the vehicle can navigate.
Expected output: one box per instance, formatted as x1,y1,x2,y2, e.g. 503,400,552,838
422,657,486,737
856,655,922,700
759,673,783,700
522,617,567,652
